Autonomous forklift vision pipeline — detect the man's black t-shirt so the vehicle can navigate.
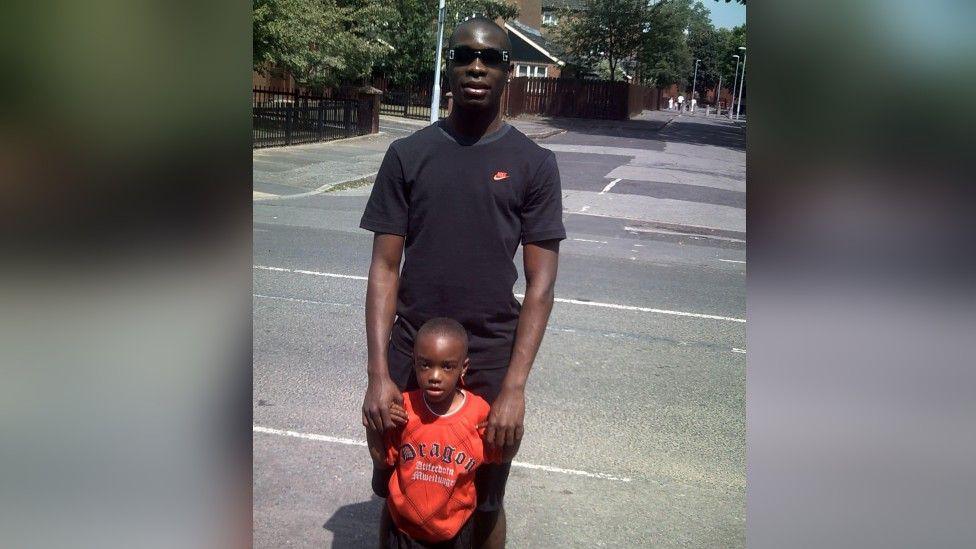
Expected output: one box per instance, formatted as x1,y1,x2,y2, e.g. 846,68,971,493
360,121,565,369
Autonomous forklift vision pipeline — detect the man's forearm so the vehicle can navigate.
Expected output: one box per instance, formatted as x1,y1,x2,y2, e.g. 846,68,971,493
365,265,399,379
504,283,555,390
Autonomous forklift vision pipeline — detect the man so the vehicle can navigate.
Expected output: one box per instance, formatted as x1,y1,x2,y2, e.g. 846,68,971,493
359,15,565,549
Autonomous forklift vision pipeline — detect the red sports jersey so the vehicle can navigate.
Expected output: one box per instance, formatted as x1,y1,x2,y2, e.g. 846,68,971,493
385,389,499,543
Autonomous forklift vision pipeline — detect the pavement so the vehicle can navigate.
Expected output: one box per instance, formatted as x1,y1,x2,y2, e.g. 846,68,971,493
253,110,743,240
253,110,746,547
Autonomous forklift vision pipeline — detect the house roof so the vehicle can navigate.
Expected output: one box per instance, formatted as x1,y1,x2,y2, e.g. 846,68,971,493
505,20,564,66
542,0,587,11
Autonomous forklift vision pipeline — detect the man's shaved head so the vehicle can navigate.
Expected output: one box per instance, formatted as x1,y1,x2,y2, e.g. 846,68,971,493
449,15,512,51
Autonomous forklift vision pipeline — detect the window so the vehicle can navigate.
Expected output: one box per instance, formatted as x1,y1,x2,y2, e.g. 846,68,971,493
517,65,548,78
542,12,557,26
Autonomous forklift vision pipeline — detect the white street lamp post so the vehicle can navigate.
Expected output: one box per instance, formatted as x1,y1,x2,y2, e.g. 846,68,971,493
430,0,447,123
715,73,722,117
729,54,740,119
734,46,746,121
691,58,699,113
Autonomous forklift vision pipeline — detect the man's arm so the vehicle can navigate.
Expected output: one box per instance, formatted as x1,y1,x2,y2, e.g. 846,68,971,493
484,239,560,452
362,233,406,432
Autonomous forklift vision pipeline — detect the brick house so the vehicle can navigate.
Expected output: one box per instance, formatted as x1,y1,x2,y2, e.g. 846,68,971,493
502,0,565,78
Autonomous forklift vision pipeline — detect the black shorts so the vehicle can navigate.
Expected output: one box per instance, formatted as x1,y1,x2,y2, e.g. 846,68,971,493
383,509,473,549
387,342,513,513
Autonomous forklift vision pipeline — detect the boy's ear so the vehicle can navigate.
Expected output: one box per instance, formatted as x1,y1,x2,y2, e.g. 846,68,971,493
462,357,470,374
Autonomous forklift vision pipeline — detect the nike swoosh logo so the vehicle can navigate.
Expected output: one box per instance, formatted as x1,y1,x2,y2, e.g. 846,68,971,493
493,172,509,181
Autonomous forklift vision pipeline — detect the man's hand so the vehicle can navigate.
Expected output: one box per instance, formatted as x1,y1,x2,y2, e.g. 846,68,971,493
362,374,403,431
484,386,525,452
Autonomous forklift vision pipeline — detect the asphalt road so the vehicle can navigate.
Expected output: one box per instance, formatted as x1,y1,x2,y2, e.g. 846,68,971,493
253,115,746,548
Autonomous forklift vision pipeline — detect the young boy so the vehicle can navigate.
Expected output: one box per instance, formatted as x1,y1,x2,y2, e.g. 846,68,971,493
366,318,500,548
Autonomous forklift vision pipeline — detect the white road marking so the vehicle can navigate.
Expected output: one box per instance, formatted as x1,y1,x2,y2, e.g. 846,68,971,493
599,178,622,194
254,264,368,281
253,190,279,199
718,259,746,264
571,238,608,244
545,296,745,323
254,425,632,482
255,425,366,447
732,347,746,354
254,265,745,323
254,294,352,307
624,226,746,244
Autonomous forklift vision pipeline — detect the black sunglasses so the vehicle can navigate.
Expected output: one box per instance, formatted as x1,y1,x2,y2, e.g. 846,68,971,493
448,46,510,66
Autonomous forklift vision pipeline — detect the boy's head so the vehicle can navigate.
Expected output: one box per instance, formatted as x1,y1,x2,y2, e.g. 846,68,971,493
413,318,469,404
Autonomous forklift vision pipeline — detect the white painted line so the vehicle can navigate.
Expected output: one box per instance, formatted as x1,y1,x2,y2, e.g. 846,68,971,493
624,226,746,244
253,190,279,199
254,425,367,447
254,294,353,307
732,347,746,354
254,425,632,482
571,238,608,244
254,264,368,281
508,460,631,482
599,178,622,194
254,265,745,323
718,259,746,264
546,296,745,323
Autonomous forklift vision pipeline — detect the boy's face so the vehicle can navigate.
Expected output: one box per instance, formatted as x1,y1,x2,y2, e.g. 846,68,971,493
413,334,469,404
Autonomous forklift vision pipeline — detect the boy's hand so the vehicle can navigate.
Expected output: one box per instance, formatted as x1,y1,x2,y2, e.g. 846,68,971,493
389,402,407,427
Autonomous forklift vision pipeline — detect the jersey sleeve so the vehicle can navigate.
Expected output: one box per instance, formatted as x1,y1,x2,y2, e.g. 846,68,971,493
384,429,399,468
521,151,566,244
360,145,408,236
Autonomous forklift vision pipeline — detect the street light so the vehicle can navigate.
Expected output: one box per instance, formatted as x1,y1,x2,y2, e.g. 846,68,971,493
729,54,740,119
734,46,746,121
691,58,700,113
429,0,447,123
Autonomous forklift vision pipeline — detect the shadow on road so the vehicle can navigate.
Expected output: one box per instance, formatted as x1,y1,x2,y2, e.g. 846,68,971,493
527,116,670,141
660,119,746,150
322,496,385,548
522,114,746,151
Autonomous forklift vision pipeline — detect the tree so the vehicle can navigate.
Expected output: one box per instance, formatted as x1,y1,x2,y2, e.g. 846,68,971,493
685,2,723,97
373,0,519,86
253,0,396,90
639,0,694,88
552,0,648,83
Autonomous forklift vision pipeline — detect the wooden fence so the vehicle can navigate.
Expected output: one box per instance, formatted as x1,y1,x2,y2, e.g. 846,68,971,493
253,87,370,148
366,75,662,122
506,77,661,120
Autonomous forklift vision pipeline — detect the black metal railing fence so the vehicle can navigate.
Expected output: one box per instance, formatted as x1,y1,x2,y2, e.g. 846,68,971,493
253,87,365,148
